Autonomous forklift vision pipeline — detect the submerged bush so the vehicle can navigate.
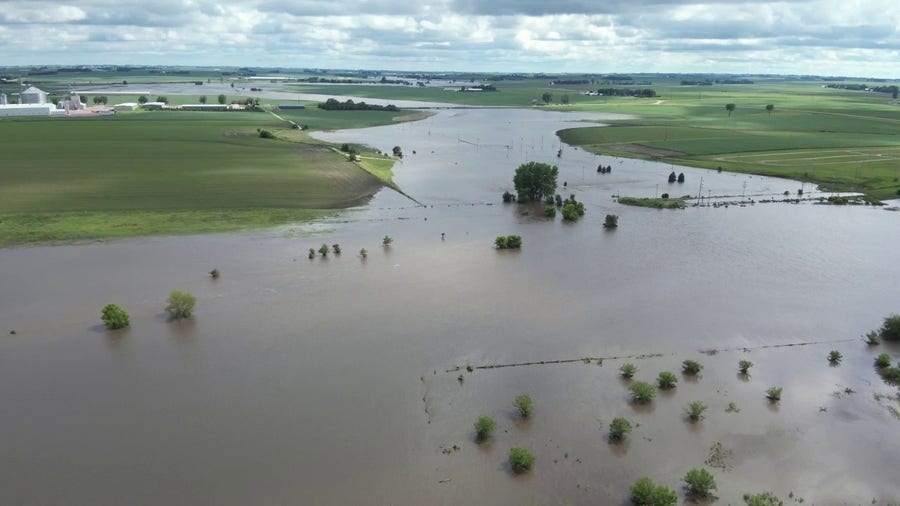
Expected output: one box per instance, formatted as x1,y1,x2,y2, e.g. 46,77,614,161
502,190,516,203
544,205,557,218
609,417,632,440
101,304,130,330
880,366,900,385
165,290,196,319
874,353,891,368
631,477,678,506
682,359,703,375
318,244,329,257
765,387,782,401
686,401,708,421
474,416,496,441
620,363,637,378
513,394,534,418
332,244,341,255
865,330,881,345
382,235,393,247
603,214,619,229
744,491,784,506
739,359,753,374
308,248,315,259
880,314,900,341
683,468,717,498
359,248,368,259
495,235,522,249
630,381,657,403
508,446,535,473
657,371,678,389
209,268,220,279
828,350,843,363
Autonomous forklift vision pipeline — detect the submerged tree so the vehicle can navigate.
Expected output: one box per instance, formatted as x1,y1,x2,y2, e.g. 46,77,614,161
513,161,558,202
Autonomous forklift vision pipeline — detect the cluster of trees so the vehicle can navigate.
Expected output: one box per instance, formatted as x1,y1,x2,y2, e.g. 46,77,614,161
473,395,535,474
596,88,657,97
101,290,197,330
668,171,685,183
680,78,754,86
91,96,109,105
825,83,899,97
560,195,586,221
495,235,523,249
318,98,400,112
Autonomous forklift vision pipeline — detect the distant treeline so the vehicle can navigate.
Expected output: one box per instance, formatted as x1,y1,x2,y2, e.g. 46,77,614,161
680,78,754,85
299,77,366,84
552,80,591,85
318,98,400,111
597,88,657,97
825,83,899,94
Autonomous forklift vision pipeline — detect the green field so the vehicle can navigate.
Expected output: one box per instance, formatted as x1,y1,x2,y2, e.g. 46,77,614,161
0,110,410,246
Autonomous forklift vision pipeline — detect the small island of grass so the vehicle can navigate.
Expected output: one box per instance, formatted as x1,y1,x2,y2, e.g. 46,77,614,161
618,196,686,209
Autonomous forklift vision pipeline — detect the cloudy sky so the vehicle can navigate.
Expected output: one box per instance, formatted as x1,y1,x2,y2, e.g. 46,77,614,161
1,0,898,77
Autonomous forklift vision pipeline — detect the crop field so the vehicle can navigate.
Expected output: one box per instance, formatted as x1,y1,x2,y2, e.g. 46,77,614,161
0,111,391,245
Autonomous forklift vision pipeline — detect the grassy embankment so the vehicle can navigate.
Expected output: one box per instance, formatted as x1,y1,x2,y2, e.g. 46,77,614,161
0,106,420,246
285,78,900,200
617,197,687,209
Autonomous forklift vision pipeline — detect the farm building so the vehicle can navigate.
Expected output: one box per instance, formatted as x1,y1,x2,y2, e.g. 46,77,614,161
0,104,58,117
20,86,48,104
113,103,138,111
140,102,167,110
182,104,230,111
0,93,7,105
57,93,86,111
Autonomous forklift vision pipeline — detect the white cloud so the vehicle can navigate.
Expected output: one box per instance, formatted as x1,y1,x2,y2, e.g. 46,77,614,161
0,0,897,76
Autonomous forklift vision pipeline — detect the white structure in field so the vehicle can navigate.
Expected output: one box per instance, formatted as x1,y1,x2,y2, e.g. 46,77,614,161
113,103,138,111
0,104,57,117
57,92,86,111
20,86,48,104
0,93,7,105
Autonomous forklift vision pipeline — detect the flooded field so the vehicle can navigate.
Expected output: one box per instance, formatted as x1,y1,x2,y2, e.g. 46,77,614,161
1,103,899,504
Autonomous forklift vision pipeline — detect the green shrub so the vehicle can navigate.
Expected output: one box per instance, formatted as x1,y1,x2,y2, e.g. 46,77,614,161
765,387,782,401
880,366,900,385
630,477,678,506
101,304,130,330
209,268,220,279
308,248,315,259
561,203,580,221
508,446,535,473
682,359,703,375
686,401,708,421
874,353,891,368
827,350,842,363
739,359,753,374
382,235,393,247
544,205,557,218
880,314,900,341
502,191,515,203
165,291,196,319
865,330,881,345
609,417,632,440
474,416,496,441
359,248,368,259
332,244,341,255
495,235,522,249
743,491,784,506
620,363,637,378
318,244,329,257
513,394,534,418
494,236,508,249
603,214,619,229
630,381,657,403
259,129,276,139
683,468,717,498
657,371,678,389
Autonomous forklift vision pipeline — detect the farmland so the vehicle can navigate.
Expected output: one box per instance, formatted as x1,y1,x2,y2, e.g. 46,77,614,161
0,109,412,246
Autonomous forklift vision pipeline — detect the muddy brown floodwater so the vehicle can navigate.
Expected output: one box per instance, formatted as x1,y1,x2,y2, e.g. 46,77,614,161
1,104,899,505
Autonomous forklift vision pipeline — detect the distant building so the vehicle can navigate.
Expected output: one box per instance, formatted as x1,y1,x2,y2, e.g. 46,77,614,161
0,93,7,105
0,104,57,117
140,102,167,110
20,86,48,104
57,92,86,111
182,104,230,111
113,103,138,111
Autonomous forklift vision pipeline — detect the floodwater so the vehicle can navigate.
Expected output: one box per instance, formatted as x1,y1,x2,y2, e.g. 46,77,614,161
2,101,899,505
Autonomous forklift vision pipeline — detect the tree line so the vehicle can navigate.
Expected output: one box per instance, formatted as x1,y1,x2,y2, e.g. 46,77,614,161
596,88,657,97
317,98,400,111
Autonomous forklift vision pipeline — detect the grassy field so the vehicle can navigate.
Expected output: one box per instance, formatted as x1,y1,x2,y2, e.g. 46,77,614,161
0,110,406,246
617,197,687,209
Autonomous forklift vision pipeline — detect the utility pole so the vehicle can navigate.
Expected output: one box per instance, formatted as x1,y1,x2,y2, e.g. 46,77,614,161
697,177,704,202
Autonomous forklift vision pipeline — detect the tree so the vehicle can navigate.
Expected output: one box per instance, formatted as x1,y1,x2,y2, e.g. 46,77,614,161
318,244,329,257
138,95,148,104
677,172,685,183
392,145,403,158
513,394,533,418
218,94,227,104
609,417,632,440
101,304,130,330
631,477,678,506
165,291,196,319
668,171,677,183
199,95,207,104
474,416,496,441
725,103,736,116
382,235,393,247
508,447,535,473
156,96,168,104
765,104,775,115
657,371,678,389
513,161,558,202
541,92,552,104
